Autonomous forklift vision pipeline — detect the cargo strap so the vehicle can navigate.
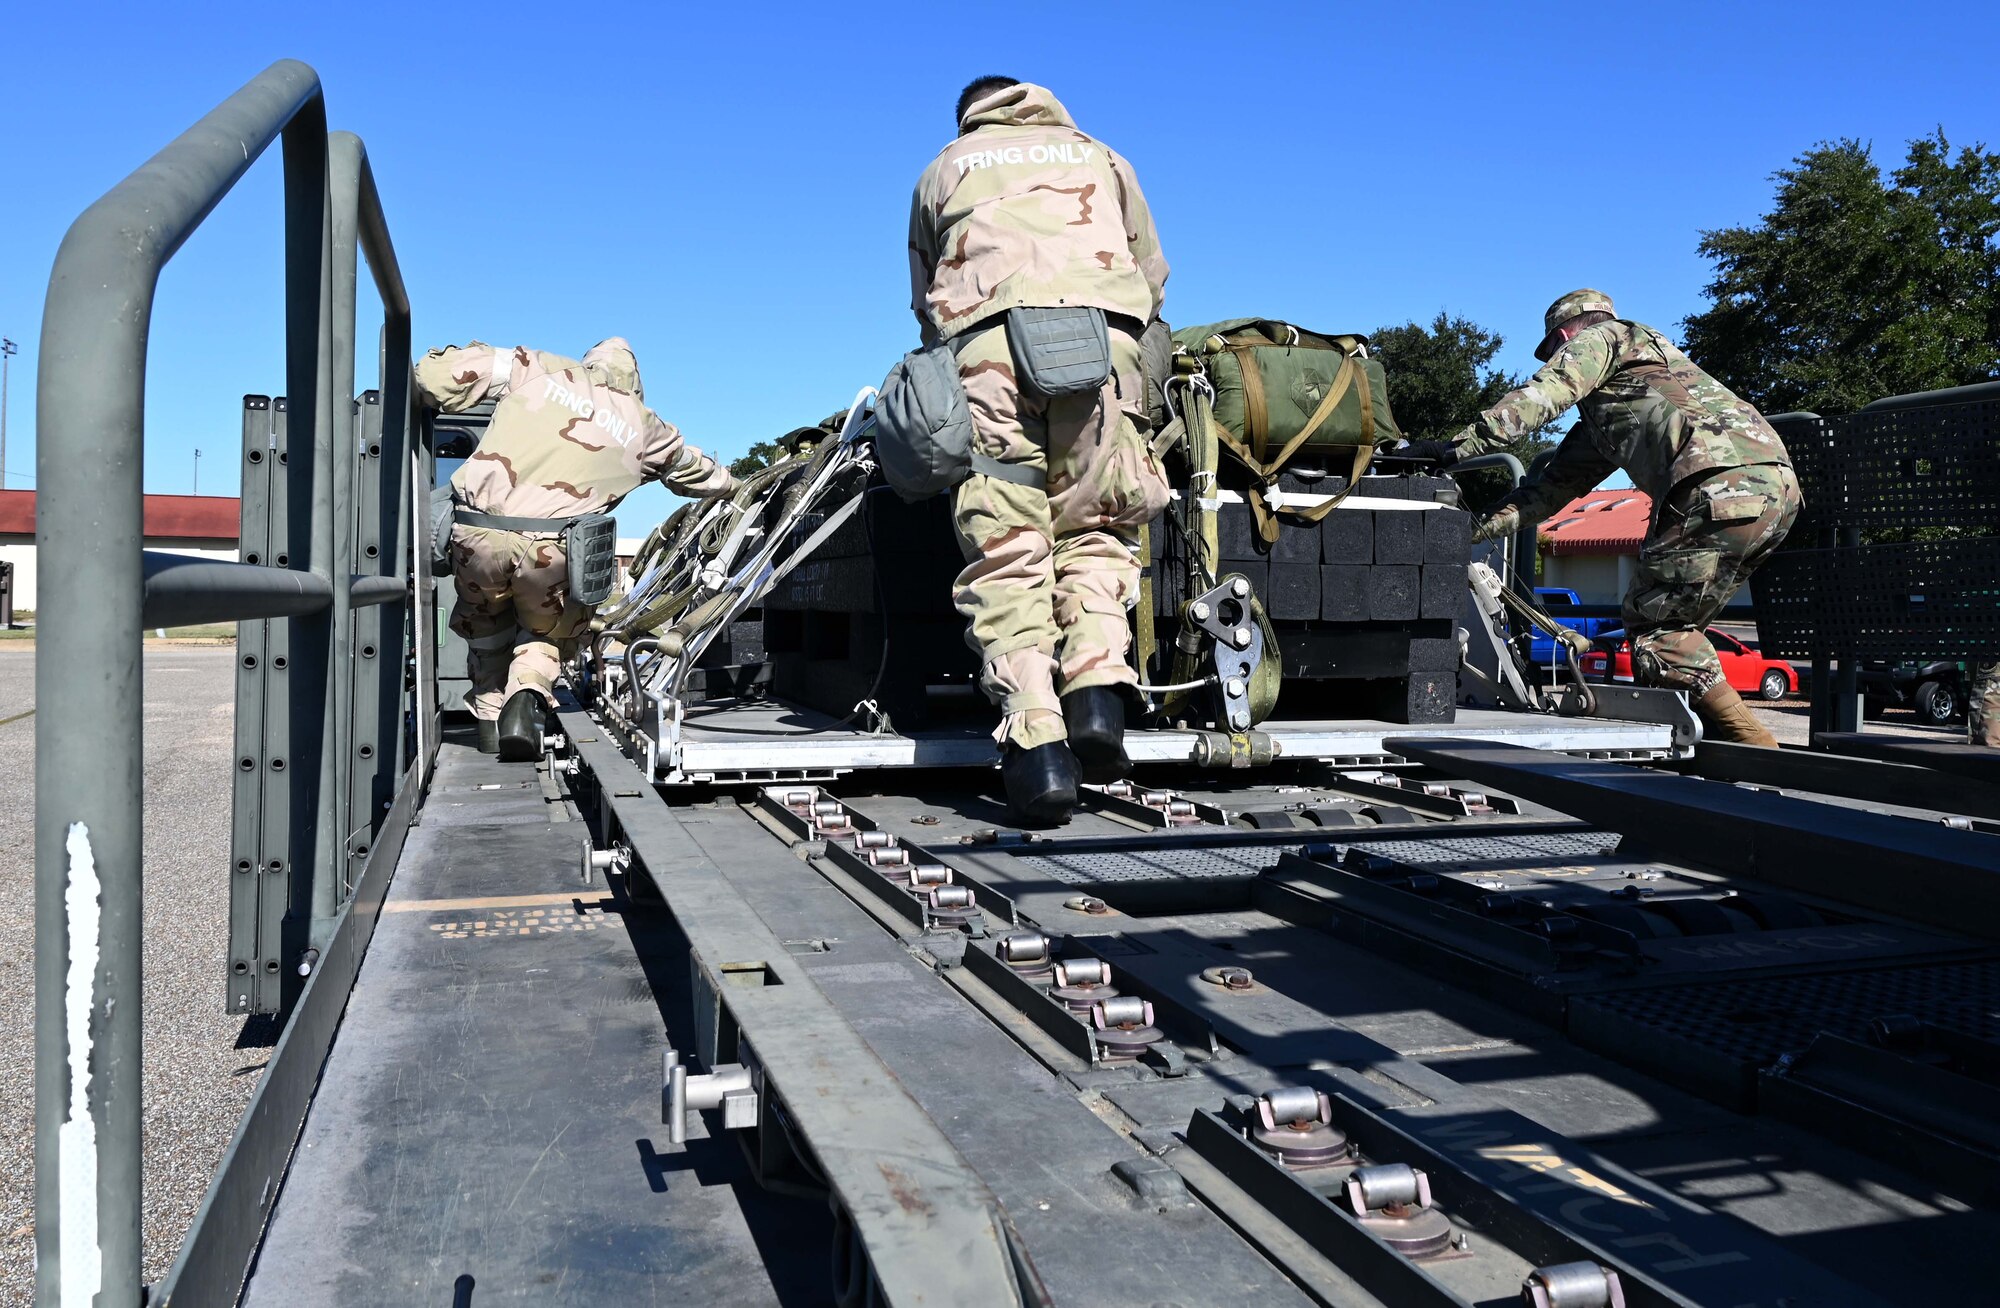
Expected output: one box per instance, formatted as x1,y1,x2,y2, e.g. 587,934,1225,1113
1210,347,1377,543
969,452,1046,488
454,507,580,534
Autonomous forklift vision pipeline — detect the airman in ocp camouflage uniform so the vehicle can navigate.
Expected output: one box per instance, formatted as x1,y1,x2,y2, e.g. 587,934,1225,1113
908,76,1171,821
416,338,735,758
1972,662,2000,747
1434,290,1802,748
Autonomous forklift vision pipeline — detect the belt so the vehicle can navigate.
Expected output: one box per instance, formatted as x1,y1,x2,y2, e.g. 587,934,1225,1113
453,508,578,533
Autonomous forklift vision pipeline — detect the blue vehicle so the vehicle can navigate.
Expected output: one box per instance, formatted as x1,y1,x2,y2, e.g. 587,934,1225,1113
1527,587,1622,664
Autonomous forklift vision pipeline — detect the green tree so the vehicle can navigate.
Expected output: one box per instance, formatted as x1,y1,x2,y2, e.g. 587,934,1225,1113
1683,132,2000,414
1370,312,1559,508
729,438,786,479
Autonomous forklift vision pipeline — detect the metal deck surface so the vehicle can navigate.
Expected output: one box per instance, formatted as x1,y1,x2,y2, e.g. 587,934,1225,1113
243,732,832,1307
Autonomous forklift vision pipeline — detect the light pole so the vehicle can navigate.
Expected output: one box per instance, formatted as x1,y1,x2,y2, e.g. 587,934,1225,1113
193,448,202,496
0,337,16,489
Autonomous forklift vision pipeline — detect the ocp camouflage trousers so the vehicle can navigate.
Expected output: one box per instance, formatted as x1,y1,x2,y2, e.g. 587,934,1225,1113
448,524,594,718
1622,464,1801,696
1972,661,2000,748
951,323,1170,750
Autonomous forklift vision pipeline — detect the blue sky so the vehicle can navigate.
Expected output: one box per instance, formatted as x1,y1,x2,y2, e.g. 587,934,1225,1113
2,1,1996,528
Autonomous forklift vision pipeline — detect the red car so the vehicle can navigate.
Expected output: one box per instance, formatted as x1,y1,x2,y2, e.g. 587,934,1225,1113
1581,628,1797,700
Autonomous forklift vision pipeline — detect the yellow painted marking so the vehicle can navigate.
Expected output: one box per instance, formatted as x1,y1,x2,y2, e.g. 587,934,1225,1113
383,891,614,915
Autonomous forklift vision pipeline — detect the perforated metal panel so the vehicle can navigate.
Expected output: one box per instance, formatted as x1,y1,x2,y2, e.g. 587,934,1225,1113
1758,398,2000,661
1016,845,1292,885
1781,401,2000,535
1755,539,2000,660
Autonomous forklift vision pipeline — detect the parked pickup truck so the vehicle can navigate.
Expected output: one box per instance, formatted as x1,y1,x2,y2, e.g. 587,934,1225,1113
1528,587,1623,664
1861,660,1969,725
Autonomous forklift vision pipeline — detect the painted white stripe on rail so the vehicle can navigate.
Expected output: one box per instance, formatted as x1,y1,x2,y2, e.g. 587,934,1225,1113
59,821,103,1307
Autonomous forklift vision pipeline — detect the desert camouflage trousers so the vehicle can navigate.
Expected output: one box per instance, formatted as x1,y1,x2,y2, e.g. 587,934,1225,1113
1972,661,2000,747
951,323,1170,750
448,524,594,718
1622,464,1801,696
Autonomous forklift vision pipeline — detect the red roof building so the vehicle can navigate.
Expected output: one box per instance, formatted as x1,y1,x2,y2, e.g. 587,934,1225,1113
0,490,242,613
1538,489,1652,557
1535,489,1652,606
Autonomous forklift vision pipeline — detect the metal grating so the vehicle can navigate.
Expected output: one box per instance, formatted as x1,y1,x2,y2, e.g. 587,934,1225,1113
1015,845,1294,885
1576,960,2000,1067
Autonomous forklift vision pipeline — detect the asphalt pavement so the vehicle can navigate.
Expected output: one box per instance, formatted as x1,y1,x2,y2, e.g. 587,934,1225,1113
0,646,256,1305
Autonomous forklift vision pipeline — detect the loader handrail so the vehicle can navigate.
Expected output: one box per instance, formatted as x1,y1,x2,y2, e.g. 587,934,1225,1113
34,59,428,1307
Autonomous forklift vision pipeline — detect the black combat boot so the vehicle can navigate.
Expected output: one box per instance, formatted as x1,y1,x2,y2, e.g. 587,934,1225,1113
1061,686,1130,784
1001,740,1080,827
496,690,546,762
476,717,500,755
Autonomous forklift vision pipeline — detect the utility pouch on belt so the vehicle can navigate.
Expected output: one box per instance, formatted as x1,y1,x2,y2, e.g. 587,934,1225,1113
428,486,456,577
1005,305,1112,397
563,513,618,607
874,341,1044,501
1138,317,1175,430
444,506,620,607
875,343,977,502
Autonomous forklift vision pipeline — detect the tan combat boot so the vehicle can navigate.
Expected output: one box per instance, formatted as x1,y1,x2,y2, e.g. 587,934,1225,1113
1694,682,1780,749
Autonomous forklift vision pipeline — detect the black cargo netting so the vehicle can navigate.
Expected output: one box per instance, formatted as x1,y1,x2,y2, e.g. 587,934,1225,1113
1760,398,2000,661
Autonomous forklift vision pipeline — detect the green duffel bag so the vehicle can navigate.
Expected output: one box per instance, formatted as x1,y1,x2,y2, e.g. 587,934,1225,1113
1173,318,1402,540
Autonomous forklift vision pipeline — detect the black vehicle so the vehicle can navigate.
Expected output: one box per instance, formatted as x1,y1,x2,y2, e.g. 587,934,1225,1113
1860,659,1967,725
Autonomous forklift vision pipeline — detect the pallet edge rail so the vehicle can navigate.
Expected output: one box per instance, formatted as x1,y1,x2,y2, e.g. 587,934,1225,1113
33,60,435,1307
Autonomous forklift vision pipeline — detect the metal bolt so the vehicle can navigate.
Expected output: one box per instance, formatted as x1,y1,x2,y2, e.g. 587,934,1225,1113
1190,601,1212,622
1231,627,1252,648
1230,578,1248,597
1224,677,1245,698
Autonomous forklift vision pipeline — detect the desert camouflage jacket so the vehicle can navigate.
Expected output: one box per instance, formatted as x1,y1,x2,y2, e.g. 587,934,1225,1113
415,338,730,523
1454,319,1791,527
909,82,1168,345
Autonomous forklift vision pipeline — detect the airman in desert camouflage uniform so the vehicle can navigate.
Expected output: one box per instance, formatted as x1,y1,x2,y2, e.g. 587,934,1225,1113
1429,290,1802,748
416,337,734,758
908,76,1171,821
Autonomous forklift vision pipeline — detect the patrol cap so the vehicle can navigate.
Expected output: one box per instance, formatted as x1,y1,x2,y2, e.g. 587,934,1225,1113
582,337,643,401
1535,289,1616,361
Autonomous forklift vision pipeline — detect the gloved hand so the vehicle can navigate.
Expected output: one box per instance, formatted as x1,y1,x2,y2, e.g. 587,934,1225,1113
1395,439,1460,467
1472,505,1522,543
709,472,744,500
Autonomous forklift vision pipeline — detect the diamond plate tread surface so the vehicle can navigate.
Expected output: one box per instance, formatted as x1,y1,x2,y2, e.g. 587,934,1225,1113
1014,843,1297,885
1343,830,1615,869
